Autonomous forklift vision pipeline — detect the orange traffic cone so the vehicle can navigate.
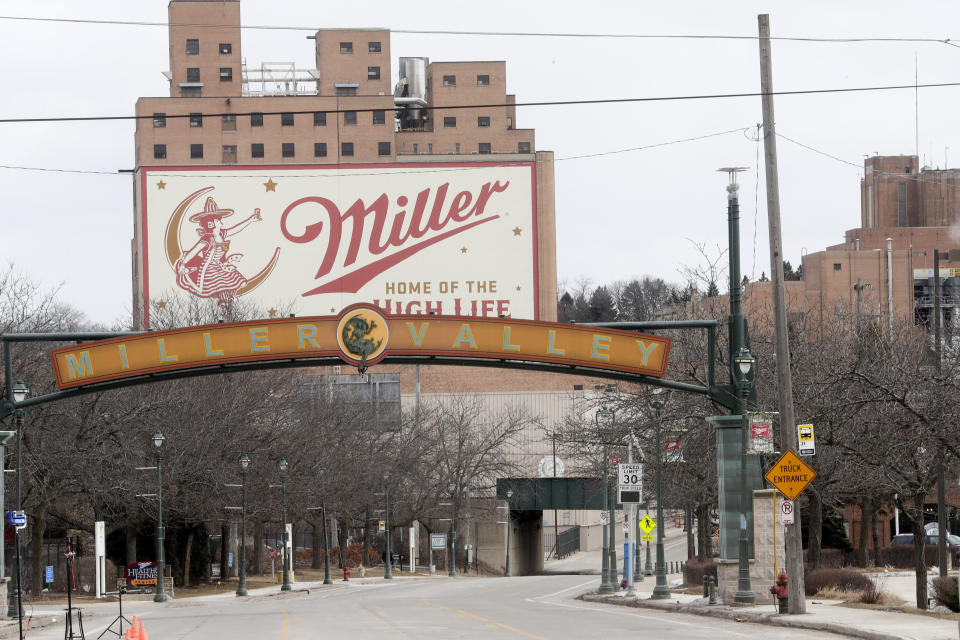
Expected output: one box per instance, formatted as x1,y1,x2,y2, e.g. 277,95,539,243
127,616,138,639
138,619,148,640
130,617,142,640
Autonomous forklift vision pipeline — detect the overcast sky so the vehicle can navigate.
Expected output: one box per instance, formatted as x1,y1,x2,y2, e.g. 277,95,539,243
3,1,959,326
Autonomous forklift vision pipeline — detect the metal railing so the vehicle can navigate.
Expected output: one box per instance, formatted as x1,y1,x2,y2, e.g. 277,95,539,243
544,526,581,560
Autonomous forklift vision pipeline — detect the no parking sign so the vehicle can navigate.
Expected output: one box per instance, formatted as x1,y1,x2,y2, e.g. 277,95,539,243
780,500,795,525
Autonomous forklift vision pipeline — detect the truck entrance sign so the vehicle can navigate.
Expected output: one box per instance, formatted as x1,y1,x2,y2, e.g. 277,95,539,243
764,450,816,501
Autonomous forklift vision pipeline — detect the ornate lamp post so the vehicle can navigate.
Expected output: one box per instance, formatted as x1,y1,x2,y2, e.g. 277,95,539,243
236,453,251,597
322,502,333,585
7,380,28,621
152,431,169,603
733,347,757,604
596,407,615,593
504,488,513,577
384,475,392,580
447,482,457,577
278,457,292,592
649,391,671,599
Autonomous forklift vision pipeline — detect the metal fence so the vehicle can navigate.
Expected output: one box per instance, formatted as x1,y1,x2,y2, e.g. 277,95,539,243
544,525,580,560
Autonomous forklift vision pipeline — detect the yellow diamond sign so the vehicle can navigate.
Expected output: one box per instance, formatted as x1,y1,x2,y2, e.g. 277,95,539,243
638,514,657,533
765,449,816,501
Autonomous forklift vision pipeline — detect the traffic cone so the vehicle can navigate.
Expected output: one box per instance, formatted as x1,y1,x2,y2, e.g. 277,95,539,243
138,619,148,640
130,618,142,640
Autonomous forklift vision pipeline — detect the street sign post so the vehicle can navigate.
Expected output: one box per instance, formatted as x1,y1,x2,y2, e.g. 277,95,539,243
617,463,642,504
764,450,817,500
780,499,795,525
430,534,446,550
641,533,654,542
378,520,386,533
6,511,26,530
599,511,608,525
638,514,656,534
797,424,815,456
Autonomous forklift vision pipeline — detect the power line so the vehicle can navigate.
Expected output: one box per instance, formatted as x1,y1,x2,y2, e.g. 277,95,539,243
4,81,960,124
0,15,958,48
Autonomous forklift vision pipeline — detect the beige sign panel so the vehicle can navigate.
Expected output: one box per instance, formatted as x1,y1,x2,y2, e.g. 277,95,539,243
136,163,538,326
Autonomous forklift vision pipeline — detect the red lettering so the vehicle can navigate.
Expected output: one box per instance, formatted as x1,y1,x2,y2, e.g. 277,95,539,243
497,299,510,317
481,300,495,316
448,190,473,222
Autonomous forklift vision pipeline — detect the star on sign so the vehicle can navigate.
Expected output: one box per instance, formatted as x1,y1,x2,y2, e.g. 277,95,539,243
460,247,468,254
264,178,277,192
156,180,166,190
156,300,167,309
268,308,278,317
512,227,522,236
516,286,521,291
330,307,336,313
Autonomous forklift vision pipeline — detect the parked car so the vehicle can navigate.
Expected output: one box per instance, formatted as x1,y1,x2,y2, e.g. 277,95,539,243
889,532,960,564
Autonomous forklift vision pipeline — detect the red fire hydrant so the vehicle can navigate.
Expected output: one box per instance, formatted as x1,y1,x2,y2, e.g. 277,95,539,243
343,566,350,581
769,571,788,613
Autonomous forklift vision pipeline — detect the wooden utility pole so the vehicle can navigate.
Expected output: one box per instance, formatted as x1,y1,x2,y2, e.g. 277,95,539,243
757,13,806,614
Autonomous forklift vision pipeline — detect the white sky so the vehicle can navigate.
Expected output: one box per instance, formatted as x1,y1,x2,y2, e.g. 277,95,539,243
3,1,959,326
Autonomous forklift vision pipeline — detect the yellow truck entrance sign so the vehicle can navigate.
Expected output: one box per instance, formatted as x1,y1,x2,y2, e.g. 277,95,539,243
51,305,671,389
764,450,816,501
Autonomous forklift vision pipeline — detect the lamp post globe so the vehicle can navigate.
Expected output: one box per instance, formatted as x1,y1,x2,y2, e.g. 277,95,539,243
504,488,514,577
236,454,251,597
278,458,292,591
152,431,168,602
447,482,457,577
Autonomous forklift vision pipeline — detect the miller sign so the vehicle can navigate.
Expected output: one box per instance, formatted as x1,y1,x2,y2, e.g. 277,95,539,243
136,163,539,325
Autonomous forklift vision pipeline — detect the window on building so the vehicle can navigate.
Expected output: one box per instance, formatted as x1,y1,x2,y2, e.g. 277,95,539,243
153,144,166,159
368,41,381,53
479,142,491,154
413,143,418,154
186,39,199,55
153,113,166,128
342,142,354,157
344,111,357,126
251,112,264,127
219,67,233,82
442,75,456,86
506,116,513,129
222,145,237,164
181,86,201,98
335,86,357,97
897,182,908,226
219,43,232,54
314,111,326,126
833,263,842,271
314,142,327,157
368,66,380,80
190,144,203,159
186,68,200,82
378,142,391,156
518,141,531,153
477,74,490,86
477,116,490,127
281,113,294,126
282,143,295,158
221,114,237,131
455,143,460,153
189,113,202,127
443,116,456,128
340,42,353,54
428,143,433,153
251,143,264,158
372,110,386,125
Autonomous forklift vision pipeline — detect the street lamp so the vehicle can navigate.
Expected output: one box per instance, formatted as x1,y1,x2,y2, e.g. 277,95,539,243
649,390,671,599
504,488,514,577
236,454,251,597
383,474,392,580
733,347,757,604
447,482,457,577
596,407,615,593
152,431,169,603
321,502,333,585
278,457,292,592
7,380,28,623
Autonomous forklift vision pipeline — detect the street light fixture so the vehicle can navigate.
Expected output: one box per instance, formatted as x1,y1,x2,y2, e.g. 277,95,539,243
278,457,292,592
649,390,670,600
504,488,514,577
383,474,392,580
447,482,457,577
596,407,616,593
151,431,169,603
236,453,251,597
733,347,757,604
321,502,333,585
7,380,29,624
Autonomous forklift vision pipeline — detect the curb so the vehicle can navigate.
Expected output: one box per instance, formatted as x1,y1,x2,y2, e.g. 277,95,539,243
580,594,902,640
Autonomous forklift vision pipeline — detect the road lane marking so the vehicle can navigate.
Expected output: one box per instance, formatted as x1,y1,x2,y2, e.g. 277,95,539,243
420,600,548,640
528,579,598,601
531,599,752,637
274,606,290,640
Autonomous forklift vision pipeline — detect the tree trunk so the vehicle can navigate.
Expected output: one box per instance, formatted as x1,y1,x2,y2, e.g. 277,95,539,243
220,522,230,580
182,528,194,586
312,522,323,569
30,507,47,596
362,508,371,569
908,496,928,609
856,495,874,568
685,505,695,559
337,517,348,567
807,490,823,570
695,503,710,562
125,522,138,566
253,520,263,575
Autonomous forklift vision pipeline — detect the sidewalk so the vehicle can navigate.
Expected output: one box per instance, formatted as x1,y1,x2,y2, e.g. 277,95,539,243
583,578,959,640
544,522,689,575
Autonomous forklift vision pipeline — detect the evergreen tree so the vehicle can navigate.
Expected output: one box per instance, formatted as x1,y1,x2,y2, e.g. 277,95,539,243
588,286,617,322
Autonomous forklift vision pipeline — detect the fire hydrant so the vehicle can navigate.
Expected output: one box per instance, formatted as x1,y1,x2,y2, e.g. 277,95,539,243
769,571,788,613
343,566,350,581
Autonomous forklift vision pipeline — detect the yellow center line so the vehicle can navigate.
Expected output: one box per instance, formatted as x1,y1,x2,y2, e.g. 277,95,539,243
274,605,290,640
420,600,547,640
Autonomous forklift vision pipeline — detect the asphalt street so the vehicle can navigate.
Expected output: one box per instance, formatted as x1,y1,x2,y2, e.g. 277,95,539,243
14,574,854,640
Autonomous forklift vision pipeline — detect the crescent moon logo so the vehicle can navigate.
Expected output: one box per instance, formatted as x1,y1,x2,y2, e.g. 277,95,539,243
164,186,281,298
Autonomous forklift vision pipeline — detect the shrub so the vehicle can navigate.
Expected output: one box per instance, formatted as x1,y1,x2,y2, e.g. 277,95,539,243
683,558,716,587
932,576,960,612
873,544,939,569
804,568,873,596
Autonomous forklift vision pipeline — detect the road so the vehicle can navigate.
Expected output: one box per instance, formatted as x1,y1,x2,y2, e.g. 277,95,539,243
15,574,853,640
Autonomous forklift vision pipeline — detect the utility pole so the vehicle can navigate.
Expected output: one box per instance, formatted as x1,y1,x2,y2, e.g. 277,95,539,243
934,249,947,578
758,13,806,613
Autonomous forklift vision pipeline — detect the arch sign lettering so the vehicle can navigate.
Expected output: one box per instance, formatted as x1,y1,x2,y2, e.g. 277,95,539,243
50,305,670,390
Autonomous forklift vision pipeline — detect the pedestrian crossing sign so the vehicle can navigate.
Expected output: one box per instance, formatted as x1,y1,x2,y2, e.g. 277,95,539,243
638,515,656,533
